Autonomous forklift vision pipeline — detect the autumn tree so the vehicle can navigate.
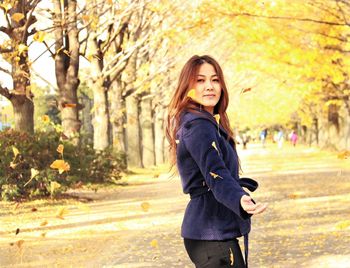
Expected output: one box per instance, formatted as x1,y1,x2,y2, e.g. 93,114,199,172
0,0,42,134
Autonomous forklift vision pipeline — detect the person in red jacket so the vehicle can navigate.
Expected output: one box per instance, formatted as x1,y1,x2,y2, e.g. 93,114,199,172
166,55,267,268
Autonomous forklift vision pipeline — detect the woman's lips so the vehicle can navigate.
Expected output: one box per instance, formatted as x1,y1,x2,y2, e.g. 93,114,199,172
203,94,216,97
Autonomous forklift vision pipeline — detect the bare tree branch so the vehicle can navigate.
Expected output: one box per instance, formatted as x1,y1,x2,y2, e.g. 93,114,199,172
22,0,41,43
0,66,11,76
0,85,11,100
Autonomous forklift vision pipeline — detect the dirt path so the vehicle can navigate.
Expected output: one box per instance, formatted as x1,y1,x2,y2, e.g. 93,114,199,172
1,143,350,267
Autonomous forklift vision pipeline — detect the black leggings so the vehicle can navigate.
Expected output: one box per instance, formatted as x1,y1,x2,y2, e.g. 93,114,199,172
184,238,245,268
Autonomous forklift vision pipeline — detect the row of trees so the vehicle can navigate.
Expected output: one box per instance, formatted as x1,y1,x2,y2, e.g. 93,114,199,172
0,0,206,168
1,0,349,171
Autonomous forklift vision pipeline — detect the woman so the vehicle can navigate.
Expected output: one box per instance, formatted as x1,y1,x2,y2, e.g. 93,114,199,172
166,55,267,268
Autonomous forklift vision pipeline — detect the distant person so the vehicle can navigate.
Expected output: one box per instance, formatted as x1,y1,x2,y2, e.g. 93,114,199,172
290,130,298,147
277,129,284,148
260,128,268,148
242,133,249,149
166,55,267,268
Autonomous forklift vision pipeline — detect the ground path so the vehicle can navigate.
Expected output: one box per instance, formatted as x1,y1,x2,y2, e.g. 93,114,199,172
1,143,350,267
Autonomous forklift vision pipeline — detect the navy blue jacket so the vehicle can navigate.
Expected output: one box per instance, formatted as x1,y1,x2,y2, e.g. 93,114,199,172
176,108,251,240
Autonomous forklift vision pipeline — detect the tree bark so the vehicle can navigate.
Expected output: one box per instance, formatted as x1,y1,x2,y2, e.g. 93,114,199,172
11,95,34,133
154,105,165,165
110,78,127,153
53,0,81,142
140,96,155,167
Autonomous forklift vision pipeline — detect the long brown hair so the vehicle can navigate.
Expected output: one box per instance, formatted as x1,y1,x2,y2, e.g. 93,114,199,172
165,55,236,170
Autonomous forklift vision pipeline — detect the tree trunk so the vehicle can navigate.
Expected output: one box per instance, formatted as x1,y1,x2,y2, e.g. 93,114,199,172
125,95,143,167
154,105,165,165
110,79,127,153
92,78,110,151
140,96,155,167
53,0,81,143
11,95,34,133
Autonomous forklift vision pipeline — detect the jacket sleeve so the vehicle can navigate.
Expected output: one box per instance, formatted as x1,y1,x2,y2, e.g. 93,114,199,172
182,119,251,219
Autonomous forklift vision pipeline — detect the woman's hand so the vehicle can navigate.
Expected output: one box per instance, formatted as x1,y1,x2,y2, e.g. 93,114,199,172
240,195,267,215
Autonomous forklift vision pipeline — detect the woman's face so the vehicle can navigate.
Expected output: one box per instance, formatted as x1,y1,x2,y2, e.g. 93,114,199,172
192,62,221,114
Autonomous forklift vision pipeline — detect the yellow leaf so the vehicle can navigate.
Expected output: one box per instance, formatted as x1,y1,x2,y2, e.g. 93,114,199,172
213,114,220,124
150,239,158,248
33,31,46,43
40,220,48,226
141,202,150,212
50,181,61,195
56,207,68,219
31,168,39,179
337,151,350,159
187,89,196,100
0,3,12,12
42,115,50,123
107,0,113,4
17,44,28,55
335,220,350,230
16,239,25,249
50,160,70,174
12,146,19,157
56,144,64,155
82,14,90,24
10,161,17,169
12,13,24,23
209,172,223,179
229,247,234,266
212,141,219,155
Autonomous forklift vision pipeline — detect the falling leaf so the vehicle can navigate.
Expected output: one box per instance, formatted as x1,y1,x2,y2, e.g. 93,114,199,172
210,172,223,179
56,144,64,155
56,207,68,220
335,220,350,230
31,168,40,180
150,239,158,248
40,220,48,227
33,31,46,42
12,146,19,158
50,181,61,196
50,160,70,174
63,103,77,108
16,240,24,249
10,161,18,169
11,13,25,23
241,87,252,94
24,168,40,187
15,228,20,235
337,150,350,159
229,247,234,266
42,115,50,123
31,207,38,212
187,89,196,100
213,114,220,124
141,202,150,212
212,141,220,155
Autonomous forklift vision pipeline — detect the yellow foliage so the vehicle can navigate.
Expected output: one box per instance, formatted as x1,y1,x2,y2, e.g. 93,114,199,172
150,239,158,248
33,31,46,43
50,160,70,174
11,13,24,23
141,202,150,212
56,144,64,155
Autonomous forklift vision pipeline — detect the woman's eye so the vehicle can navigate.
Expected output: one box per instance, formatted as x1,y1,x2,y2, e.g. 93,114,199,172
197,79,204,82
212,79,219,82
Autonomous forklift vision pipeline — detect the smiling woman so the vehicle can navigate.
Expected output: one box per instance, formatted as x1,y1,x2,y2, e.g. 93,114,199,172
166,55,267,268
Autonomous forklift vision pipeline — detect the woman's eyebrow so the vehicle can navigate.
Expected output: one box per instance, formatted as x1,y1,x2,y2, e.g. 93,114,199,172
197,74,218,77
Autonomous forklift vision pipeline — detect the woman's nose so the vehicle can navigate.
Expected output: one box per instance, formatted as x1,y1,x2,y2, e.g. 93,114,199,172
205,80,214,90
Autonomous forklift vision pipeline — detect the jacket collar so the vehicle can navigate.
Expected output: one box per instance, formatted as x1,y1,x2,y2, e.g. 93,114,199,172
181,106,229,138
